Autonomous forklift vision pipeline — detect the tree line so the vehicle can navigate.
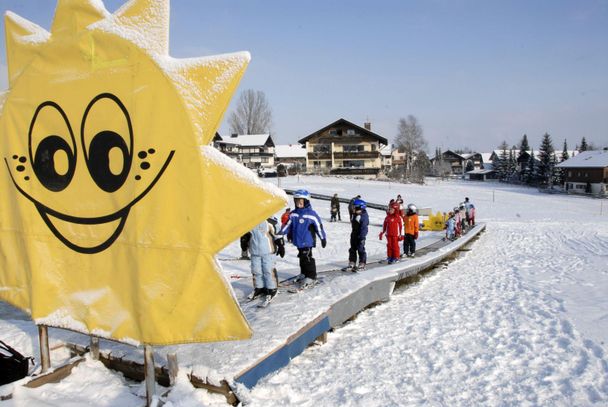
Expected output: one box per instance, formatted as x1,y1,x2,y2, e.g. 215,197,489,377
493,134,595,187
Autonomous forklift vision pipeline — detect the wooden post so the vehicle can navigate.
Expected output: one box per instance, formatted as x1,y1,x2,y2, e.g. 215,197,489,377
38,325,51,373
167,353,178,386
90,336,100,360
144,344,156,406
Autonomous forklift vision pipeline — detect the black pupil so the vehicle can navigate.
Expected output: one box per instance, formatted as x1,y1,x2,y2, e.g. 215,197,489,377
33,135,75,192
87,130,130,193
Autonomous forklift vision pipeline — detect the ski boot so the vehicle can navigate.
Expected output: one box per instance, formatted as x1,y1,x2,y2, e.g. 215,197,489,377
247,287,266,301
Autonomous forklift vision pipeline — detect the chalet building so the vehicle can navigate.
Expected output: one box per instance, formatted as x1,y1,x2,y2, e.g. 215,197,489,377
214,134,275,169
431,150,483,176
380,145,393,172
274,144,307,173
298,118,388,178
556,150,608,196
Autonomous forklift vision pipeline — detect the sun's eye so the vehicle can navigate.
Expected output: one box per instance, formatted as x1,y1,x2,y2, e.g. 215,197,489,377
81,93,133,192
29,101,76,192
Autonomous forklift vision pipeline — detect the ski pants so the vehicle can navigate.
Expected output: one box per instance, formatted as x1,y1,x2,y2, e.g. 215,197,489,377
251,253,277,290
386,236,400,259
348,235,367,264
298,248,316,280
404,234,416,255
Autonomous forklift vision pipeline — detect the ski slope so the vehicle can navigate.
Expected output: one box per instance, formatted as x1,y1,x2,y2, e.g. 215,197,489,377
2,176,608,406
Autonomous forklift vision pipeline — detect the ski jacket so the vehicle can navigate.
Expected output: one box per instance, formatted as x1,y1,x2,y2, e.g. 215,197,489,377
350,209,369,240
280,203,326,249
446,217,455,234
404,213,419,235
330,196,340,209
249,220,277,256
382,213,404,237
280,211,290,227
464,201,474,215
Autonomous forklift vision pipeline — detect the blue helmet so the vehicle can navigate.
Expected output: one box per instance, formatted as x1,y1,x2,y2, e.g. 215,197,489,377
353,198,366,210
293,189,311,201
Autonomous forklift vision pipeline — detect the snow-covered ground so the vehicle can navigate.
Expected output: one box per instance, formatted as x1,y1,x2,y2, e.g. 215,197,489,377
2,176,608,406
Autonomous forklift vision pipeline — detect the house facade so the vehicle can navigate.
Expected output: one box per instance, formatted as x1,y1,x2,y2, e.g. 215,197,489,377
214,134,275,169
274,144,307,173
298,119,388,178
556,150,608,196
431,150,483,176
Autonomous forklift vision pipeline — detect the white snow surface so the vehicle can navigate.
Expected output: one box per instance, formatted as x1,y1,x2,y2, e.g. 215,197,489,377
2,176,608,406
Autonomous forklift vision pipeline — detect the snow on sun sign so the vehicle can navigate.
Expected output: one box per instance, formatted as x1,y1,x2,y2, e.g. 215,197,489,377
0,0,287,345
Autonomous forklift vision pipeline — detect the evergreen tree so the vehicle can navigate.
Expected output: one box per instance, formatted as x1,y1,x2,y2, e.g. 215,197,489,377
508,148,516,181
524,147,536,184
497,141,509,181
580,137,588,152
538,133,555,186
561,139,570,162
552,152,563,185
518,134,530,155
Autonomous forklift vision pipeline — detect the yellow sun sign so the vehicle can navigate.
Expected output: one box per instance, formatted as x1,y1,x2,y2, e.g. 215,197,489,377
0,0,286,345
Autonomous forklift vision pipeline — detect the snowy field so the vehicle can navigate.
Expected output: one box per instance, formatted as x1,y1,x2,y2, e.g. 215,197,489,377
2,176,608,406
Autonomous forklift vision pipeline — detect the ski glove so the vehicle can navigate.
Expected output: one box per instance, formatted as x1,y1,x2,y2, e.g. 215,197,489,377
321,239,327,248
398,235,404,241
378,232,383,240
275,239,285,258
414,232,419,240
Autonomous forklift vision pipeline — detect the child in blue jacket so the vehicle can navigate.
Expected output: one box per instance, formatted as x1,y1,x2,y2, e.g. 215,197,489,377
280,190,327,289
347,198,369,271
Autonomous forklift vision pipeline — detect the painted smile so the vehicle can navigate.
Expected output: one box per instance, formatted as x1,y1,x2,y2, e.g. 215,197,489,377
4,151,174,254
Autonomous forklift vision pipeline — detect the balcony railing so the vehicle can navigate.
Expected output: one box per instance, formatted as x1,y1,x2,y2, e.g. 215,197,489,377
333,151,379,159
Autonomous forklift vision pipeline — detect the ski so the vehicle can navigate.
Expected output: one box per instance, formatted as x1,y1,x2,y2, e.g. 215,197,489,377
287,278,322,293
257,294,276,308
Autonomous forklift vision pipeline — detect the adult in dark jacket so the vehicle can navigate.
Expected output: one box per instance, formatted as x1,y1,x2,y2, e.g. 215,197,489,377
330,193,341,222
280,189,327,288
347,198,369,271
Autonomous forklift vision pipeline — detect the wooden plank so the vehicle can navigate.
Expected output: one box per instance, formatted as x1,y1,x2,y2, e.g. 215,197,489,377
24,356,84,388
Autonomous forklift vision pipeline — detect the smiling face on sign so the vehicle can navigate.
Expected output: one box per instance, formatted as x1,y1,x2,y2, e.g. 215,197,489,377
0,0,287,345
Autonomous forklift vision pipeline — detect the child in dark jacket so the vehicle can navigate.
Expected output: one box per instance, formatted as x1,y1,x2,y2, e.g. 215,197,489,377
280,189,327,289
347,198,369,271
379,202,404,264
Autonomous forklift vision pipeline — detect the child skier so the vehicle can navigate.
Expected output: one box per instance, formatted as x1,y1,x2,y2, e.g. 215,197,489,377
379,202,404,264
346,198,369,271
464,197,475,227
403,203,419,257
280,208,291,228
458,203,467,233
246,218,285,305
280,189,327,289
454,206,462,237
445,211,456,240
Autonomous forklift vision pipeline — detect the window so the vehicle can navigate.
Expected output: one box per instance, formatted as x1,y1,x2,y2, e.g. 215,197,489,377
342,160,365,168
313,145,330,153
568,171,572,177
343,145,364,153
346,129,355,135
329,130,337,136
313,161,321,168
261,157,269,163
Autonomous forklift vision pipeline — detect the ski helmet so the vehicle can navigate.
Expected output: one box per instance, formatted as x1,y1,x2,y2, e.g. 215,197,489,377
293,189,311,206
353,198,366,210
407,203,417,214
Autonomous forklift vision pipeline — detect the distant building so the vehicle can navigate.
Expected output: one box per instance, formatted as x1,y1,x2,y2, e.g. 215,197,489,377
380,145,393,171
556,150,608,196
214,134,275,169
274,144,307,173
298,118,388,178
431,150,483,176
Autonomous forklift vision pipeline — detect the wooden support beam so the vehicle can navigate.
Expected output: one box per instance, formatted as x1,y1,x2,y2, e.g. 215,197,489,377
38,325,50,373
167,353,178,386
144,345,156,407
90,337,100,360
24,357,84,388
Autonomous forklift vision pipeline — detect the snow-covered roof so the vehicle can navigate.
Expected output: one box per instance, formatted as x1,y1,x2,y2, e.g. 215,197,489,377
556,150,608,168
275,144,306,158
380,145,393,156
217,134,273,147
466,168,495,174
480,153,493,163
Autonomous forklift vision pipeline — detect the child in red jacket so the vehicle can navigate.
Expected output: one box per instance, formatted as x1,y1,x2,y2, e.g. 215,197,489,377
379,202,404,263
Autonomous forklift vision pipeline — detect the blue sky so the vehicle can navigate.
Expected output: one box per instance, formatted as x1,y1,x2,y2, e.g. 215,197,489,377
1,0,607,153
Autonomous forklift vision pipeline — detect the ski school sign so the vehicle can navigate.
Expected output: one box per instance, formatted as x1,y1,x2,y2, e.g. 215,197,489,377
0,0,286,345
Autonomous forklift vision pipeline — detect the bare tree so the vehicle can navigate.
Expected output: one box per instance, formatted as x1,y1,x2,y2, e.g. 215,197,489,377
228,89,273,135
395,115,427,181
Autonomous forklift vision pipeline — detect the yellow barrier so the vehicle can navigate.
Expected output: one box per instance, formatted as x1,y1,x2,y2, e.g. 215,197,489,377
421,211,448,231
